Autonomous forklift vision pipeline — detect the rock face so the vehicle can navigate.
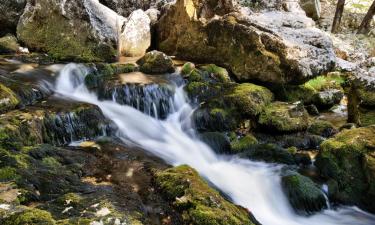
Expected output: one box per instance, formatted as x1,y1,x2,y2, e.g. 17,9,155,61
136,50,174,73
157,0,335,84
0,0,27,36
119,9,151,57
17,0,123,62
100,0,172,17
315,126,375,212
300,0,321,20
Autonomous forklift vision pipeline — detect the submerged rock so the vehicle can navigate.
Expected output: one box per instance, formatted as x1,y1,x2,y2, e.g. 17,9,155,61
315,126,375,212
157,0,335,84
281,173,327,215
155,165,257,225
136,50,174,74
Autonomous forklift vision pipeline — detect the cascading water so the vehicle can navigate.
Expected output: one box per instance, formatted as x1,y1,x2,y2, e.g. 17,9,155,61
55,63,375,225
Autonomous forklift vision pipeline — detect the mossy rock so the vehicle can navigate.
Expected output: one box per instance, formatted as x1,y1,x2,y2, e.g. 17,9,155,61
3,208,56,225
239,143,295,165
307,120,337,137
199,132,231,154
193,107,240,132
315,126,375,212
200,64,230,83
155,165,256,225
136,50,175,74
181,62,195,75
258,102,310,133
281,173,327,215
224,83,273,118
0,83,19,113
0,34,20,54
231,134,258,153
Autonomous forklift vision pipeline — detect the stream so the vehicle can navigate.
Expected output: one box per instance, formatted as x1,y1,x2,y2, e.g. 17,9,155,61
54,63,375,225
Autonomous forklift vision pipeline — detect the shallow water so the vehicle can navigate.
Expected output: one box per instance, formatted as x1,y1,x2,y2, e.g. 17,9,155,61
54,63,375,225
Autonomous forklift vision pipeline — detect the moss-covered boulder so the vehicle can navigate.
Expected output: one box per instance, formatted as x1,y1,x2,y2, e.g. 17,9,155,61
284,73,345,109
0,35,20,54
315,126,375,212
155,165,256,225
2,208,56,225
200,64,230,83
199,132,231,154
136,50,175,74
231,134,258,153
0,83,19,113
308,120,337,138
258,102,310,133
281,173,327,215
239,143,295,165
17,0,118,62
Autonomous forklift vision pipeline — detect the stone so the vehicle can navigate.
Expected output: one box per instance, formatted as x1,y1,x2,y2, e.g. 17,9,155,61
308,120,337,138
157,0,335,84
258,102,310,133
199,132,231,154
281,173,327,215
119,9,151,57
239,143,295,165
315,126,375,212
0,35,21,54
17,0,123,61
311,89,344,109
136,50,174,74
0,0,26,36
299,0,321,20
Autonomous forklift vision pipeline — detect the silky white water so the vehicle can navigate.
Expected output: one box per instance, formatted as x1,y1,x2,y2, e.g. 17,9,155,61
55,64,375,225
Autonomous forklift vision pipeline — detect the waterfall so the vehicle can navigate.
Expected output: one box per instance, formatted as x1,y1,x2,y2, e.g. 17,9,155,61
55,63,375,225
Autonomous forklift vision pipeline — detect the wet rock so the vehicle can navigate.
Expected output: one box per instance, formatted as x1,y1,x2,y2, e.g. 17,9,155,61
231,134,258,153
0,83,19,113
255,132,325,150
308,120,337,138
155,165,257,225
199,132,231,154
311,89,344,109
315,126,375,212
157,0,335,84
258,102,310,133
17,0,121,62
193,107,240,132
300,0,321,20
239,143,295,165
0,0,26,36
305,104,319,116
119,9,151,57
0,35,20,54
137,50,174,74
281,173,327,215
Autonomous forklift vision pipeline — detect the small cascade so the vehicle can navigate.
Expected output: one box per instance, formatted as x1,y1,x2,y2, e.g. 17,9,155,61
100,83,175,119
322,184,331,210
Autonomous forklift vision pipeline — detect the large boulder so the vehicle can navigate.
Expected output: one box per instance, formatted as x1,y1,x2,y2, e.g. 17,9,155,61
17,0,124,62
315,126,375,212
0,0,27,36
157,0,335,84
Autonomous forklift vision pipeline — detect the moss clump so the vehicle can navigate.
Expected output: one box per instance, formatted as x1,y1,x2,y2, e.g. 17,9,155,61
0,34,20,54
225,83,274,118
307,120,337,137
0,166,19,181
258,102,310,133
200,64,230,83
315,126,375,211
231,134,258,153
181,62,195,75
136,50,175,74
155,165,255,225
3,208,56,225
0,83,19,113
281,173,327,215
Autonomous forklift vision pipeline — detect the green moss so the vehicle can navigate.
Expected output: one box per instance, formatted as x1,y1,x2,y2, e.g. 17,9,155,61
185,81,208,97
315,126,375,209
56,193,83,208
359,108,375,126
258,102,310,133
358,88,375,106
3,208,56,225
225,83,274,118
200,64,230,83
181,62,195,75
42,157,62,168
231,134,258,153
0,34,20,54
307,120,336,137
0,83,19,113
155,165,255,225
0,166,19,181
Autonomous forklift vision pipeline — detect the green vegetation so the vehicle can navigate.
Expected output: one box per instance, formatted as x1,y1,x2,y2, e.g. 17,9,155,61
231,134,258,153
3,208,56,225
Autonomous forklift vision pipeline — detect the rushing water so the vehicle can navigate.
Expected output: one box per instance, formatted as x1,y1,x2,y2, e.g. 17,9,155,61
55,63,375,225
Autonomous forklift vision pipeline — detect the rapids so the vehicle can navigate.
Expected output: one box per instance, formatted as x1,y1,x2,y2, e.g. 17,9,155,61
54,63,375,225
